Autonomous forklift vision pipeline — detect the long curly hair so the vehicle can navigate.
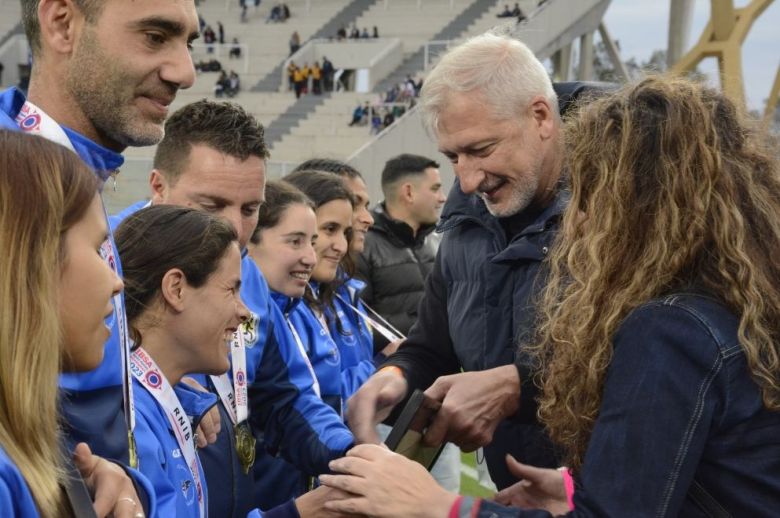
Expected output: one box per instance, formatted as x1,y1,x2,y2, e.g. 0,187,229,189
530,76,780,471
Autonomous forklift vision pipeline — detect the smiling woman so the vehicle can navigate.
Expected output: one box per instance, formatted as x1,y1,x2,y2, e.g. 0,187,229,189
248,180,318,299
114,204,248,518
277,170,357,415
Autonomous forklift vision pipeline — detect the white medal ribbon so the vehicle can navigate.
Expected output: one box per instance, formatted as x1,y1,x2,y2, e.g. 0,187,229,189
18,100,137,465
131,348,205,517
99,235,137,463
285,319,321,398
335,294,406,343
210,327,249,425
16,100,75,151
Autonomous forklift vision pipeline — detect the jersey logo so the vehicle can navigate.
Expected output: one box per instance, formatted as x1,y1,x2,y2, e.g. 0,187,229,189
242,311,260,348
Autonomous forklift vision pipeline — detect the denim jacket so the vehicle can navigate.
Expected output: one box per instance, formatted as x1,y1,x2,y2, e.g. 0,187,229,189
466,293,780,517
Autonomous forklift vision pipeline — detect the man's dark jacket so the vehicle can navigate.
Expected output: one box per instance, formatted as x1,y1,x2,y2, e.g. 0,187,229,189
357,204,441,338
385,180,567,488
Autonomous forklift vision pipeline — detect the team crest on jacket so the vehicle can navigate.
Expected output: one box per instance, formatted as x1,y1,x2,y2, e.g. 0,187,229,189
242,311,260,347
177,464,196,505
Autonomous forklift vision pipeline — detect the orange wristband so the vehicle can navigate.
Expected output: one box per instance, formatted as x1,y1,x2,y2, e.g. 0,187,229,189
378,365,404,378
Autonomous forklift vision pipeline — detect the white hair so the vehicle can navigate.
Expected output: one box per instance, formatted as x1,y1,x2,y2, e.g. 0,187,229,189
419,30,558,135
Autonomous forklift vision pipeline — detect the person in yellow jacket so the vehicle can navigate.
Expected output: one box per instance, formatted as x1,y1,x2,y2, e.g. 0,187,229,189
311,62,322,95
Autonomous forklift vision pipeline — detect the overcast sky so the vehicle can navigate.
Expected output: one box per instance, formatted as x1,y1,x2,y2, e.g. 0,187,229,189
603,0,779,111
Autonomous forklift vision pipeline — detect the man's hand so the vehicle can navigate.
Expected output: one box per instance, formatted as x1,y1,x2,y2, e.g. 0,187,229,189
422,365,520,451
73,443,145,518
181,376,221,447
320,444,458,518
494,455,569,515
346,369,408,444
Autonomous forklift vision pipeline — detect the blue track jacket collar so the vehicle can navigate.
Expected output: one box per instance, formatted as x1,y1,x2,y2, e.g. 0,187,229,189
0,87,123,179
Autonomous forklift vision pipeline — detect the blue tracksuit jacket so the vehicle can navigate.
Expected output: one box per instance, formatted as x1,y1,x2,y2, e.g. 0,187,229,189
133,380,216,518
0,446,42,517
112,203,353,513
1,87,133,464
329,279,376,404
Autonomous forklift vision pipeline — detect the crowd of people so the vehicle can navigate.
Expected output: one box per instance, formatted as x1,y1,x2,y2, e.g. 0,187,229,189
287,59,331,98
346,75,422,133
335,24,380,41
1,1,779,518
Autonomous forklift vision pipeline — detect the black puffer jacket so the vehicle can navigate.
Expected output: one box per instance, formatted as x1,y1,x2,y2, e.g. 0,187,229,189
357,204,441,338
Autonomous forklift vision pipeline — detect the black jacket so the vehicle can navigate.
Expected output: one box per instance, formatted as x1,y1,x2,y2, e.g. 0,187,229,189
357,204,441,339
385,182,567,489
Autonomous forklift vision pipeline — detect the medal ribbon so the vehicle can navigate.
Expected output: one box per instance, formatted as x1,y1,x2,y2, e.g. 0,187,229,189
336,294,406,343
131,348,205,517
18,100,137,467
210,326,249,425
285,319,321,398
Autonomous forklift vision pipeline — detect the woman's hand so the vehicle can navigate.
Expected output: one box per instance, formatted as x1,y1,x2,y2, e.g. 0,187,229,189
319,444,459,518
493,455,569,516
73,443,145,518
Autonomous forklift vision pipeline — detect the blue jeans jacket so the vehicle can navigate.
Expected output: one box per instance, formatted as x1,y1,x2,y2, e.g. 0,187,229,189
467,293,780,517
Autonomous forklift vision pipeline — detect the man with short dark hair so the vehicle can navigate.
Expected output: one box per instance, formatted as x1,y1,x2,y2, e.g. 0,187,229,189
112,100,354,517
358,153,446,338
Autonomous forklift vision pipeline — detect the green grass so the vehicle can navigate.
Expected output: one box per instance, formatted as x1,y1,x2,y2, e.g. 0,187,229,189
459,451,496,498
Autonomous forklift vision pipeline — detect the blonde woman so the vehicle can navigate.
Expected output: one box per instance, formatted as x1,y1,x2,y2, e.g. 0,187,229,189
319,77,780,516
0,130,149,518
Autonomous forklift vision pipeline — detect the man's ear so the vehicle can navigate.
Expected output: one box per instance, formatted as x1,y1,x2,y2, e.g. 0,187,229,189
160,269,187,313
528,95,556,141
401,182,415,204
38,0,84,57
149,170,169,205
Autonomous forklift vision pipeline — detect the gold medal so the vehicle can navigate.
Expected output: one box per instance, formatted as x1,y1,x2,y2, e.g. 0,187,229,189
128,430,138,469
234,422,256,474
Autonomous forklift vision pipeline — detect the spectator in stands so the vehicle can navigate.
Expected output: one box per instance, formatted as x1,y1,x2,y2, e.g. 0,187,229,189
268,3,282,23
227,71,241,97
497,4,513,17
287,60,297,91
218,21,225,44
336,26,347,41
300,62,311,95
350,25,360,39
415,78,424,97
370,110,382,135
293,65,306,98
229,38,242,59
240,0,248,23
383,109,395,128
282,3,291,21
204,25,216,53
348,103,364,126
361,28,370,39
311,61,322,95
289,30,301,55
515,5,527,22
214,70,228,97
373,26,380,38
322,57,335,91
